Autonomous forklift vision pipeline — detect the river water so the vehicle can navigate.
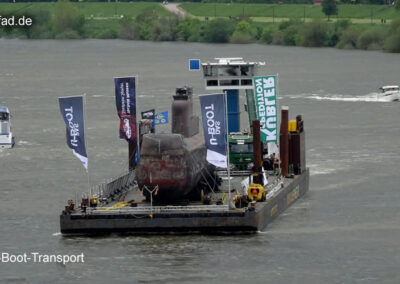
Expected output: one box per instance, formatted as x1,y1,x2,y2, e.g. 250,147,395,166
0,40,399,283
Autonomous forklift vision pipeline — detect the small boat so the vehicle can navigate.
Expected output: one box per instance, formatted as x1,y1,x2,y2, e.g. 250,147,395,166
0,106,15,149
378,86,400,102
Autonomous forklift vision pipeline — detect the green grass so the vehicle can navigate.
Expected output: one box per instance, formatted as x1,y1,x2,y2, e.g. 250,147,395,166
85,18,121,38
0,2,170,18
180,3,400,20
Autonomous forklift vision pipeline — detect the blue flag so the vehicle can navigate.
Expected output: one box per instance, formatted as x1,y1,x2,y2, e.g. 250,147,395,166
59,96,88,170
154,111,169,125
199,94,227,168
114,77,137,142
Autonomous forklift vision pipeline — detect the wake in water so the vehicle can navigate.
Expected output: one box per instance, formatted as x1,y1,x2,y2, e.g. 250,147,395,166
290,92,395,102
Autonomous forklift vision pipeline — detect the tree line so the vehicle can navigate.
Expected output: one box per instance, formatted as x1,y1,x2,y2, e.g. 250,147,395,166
0,0,399,52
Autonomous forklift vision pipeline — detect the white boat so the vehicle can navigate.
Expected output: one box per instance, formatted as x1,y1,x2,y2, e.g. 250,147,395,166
0,106,15,149
378,86,400,102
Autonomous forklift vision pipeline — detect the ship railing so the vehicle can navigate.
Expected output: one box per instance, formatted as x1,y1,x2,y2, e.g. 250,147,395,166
216,170,253,177
91,170,137,202
88,204,234,214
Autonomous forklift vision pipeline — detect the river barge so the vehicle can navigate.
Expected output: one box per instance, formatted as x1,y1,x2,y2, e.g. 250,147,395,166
60,58,309,235
60,89,309,235
60,169,308,234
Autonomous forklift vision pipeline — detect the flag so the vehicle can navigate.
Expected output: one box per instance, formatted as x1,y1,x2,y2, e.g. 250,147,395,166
253,75,278,142
59,96,88,170
114,77,137,142
154,111,169,125
199,93,227,168
141,109,155,120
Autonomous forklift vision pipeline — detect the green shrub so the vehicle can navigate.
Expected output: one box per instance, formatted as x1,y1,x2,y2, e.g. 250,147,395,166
150,16,181,41
176,19,202,41
278,19,301,31
52,0,85,37
383,18,400,52
335,19,351,32
230,20,254,43
260,27,275,44
202,19,235,43
230,31,254,43
336,27,360,49
357,29,384,50
282,25,300,46
272,30,284,45
383,34,400,52
119,17,137,40
55,29,81,39
94,29,118,39
299,20,329,47
329,19,352,46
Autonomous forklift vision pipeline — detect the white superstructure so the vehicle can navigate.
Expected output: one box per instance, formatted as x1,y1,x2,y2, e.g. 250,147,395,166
378,86,400,102
0,106,15,148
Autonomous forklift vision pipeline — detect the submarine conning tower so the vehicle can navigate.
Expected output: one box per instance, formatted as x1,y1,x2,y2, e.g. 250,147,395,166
171,86,199,138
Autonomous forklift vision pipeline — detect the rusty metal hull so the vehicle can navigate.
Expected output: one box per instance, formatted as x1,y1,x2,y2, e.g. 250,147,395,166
136,133,215,201
60,169,309,235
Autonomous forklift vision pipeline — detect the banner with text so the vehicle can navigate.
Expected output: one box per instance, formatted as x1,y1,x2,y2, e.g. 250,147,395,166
199,93,227,168
114,77,137,142
253,75,278,143
141,109,155,120
59,96,88,170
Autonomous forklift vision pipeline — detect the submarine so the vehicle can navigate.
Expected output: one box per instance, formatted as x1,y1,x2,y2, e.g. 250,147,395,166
136,87,217,202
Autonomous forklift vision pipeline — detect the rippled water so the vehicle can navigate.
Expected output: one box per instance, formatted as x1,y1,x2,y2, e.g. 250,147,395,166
0,39,399,283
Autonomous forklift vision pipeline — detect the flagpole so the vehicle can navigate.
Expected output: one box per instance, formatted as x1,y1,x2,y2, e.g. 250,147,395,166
135,75,140,170
224,91,231,209
83,93,91,201
276,74,281,176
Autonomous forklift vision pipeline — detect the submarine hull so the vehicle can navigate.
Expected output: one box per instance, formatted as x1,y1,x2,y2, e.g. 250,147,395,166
136,133,215,201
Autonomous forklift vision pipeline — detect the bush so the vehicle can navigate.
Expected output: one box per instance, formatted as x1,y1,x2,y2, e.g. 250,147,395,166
260,27,275,44
55,29,81,39
94,29,118,39
230,31,254,43
150,16,181,41
282,25,300,46
335,19,351,32
383,34,400,52
230,20,255,43
202,19,234,43
383,18,400,53
336,27,360,49
135,9,159,40
119,17,137,40
272,30,284,45
278,19,300,31
52,0,85,37
299,20,329,47
357,29,384,50
176,19,202,41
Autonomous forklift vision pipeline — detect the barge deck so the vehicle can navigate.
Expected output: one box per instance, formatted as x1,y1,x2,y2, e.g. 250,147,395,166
60,169,309,235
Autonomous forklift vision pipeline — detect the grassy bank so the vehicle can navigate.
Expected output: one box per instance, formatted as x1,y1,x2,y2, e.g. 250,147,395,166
181,3,400,20
0,2,399,53
0,2,169,18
